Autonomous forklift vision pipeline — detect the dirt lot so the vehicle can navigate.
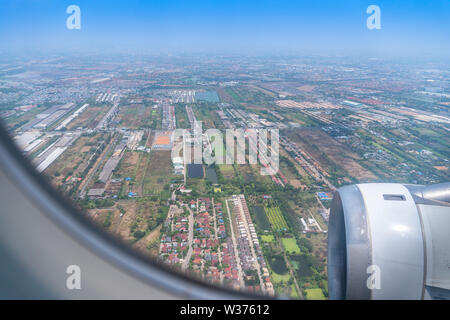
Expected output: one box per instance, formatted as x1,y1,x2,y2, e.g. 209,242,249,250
280,161,303,188
308,233,328,270
87,197,164,259
219,164,235,179
133,225,161,257
296,85,317,92
248,164,273,185
135,155,151,194
238,164,255,183
217,88,233,103
87,200,137,243
291,128,376,181
66,105,108,130
279,148,308,188
114,151,140,179
116,104,155,129
45,133,105,187
142,150,174,197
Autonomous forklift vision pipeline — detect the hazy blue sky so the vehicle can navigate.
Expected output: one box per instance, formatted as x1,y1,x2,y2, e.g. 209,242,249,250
1,0,449,57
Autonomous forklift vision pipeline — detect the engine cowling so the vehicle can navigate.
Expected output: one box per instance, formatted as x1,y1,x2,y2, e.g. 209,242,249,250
328,183,450,300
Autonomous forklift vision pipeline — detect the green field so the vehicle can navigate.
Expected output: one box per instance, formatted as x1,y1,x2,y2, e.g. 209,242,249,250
265,206,288,231
290,283,299,299
254,206,271,230
281,237,301,254
195,91,220,103
305,288,326,300
270,272,291,284
261,234,274,243
142,151,174,198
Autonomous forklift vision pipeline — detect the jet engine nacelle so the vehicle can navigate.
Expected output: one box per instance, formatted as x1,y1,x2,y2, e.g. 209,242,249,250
328,182,450,300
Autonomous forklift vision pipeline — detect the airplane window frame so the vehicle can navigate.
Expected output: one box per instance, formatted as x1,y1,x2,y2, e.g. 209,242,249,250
0,120,264,300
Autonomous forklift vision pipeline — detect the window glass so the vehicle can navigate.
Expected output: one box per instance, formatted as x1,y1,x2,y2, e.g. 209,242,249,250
1,1,449,300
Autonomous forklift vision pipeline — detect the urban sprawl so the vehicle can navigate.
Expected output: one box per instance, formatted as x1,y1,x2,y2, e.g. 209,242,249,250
1,55,449,299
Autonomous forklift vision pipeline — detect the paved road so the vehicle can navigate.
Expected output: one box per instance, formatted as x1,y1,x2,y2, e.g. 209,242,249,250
181,204,194,271
211,198,224,284
167,205,178,232
225,199,244,288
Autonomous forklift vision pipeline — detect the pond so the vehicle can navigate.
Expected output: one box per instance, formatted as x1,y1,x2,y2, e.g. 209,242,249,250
187,164,203,178
205,166,218,184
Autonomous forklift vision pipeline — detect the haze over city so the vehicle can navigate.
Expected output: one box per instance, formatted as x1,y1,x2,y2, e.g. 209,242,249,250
1,0,449,57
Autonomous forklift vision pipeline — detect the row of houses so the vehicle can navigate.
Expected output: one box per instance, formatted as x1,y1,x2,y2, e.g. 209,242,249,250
233,195,274,296
160,206,190,265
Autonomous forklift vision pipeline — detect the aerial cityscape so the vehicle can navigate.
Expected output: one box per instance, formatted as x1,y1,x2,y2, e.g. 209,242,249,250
1,53,449,299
